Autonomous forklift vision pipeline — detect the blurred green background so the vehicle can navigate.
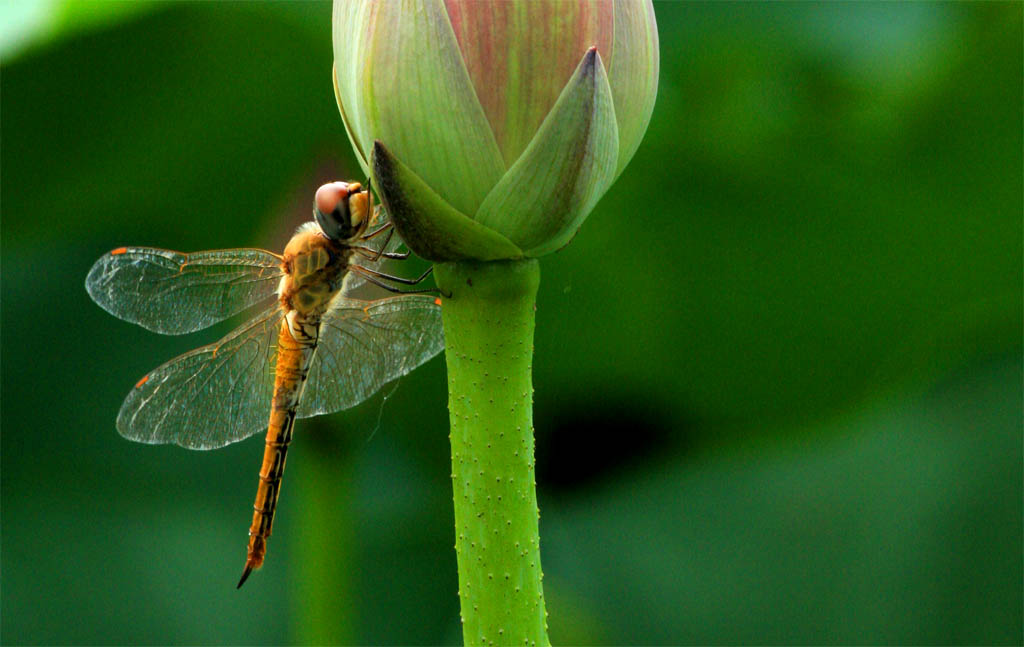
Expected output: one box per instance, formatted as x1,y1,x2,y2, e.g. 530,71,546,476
2,2,1021,644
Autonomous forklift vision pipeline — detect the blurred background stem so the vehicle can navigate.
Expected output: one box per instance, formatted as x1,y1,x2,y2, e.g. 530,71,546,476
290,427,356,645
435,259,549,646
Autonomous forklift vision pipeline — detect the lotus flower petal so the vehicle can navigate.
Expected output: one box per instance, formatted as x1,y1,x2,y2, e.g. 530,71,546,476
474,48,618,257
444,0,614,167
333,0,506,217
607,0,659,178
332,63,369,176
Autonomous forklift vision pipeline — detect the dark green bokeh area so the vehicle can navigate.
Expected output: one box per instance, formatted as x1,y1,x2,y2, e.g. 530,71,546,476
2,2,1021,644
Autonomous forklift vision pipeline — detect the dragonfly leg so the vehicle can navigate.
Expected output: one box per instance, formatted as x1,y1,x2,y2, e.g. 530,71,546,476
379,249,411,260
353,264,432,285
352,245,411,261
354,225,402,263
359,222,393,242
349,264,437,294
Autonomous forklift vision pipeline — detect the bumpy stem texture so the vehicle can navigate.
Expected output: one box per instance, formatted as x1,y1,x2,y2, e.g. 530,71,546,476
435,259,549,647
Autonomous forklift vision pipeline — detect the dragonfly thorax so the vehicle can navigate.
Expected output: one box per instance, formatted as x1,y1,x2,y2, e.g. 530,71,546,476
280,228,353,318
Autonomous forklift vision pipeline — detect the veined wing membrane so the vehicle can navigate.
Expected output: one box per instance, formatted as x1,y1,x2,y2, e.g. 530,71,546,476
118,305,284,449
298,295,444,418
86,247,283,334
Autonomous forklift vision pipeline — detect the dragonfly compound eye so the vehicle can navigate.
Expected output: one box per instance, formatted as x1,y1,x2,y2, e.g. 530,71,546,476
314,182,357,242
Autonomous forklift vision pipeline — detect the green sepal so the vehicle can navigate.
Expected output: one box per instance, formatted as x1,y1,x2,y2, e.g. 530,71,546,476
371,141,523,263
474,47,620,257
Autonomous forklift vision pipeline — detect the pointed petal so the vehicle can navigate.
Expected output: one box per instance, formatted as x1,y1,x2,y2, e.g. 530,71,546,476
444,0,614,166
474,48,619,257
607,0,659,179
335,0,506,218
372,141,523,262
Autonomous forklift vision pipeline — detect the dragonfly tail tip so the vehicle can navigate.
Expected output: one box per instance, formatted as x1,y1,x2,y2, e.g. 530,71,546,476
237,565,254,589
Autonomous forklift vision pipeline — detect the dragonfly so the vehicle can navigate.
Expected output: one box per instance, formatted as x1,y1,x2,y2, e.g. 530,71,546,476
85,181,444,588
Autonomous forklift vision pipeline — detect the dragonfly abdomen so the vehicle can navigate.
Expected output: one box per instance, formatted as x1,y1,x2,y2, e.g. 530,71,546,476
238,314,319,588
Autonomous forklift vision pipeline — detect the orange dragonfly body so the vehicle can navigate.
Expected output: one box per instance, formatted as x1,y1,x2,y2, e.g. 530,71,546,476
86,182,443,587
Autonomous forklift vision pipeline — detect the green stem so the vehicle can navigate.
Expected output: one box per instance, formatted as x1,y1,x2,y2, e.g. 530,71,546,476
434,259,549,647
291,426,356,645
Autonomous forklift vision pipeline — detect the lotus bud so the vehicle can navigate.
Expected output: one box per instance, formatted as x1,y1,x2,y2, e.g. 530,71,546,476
333,0,659,260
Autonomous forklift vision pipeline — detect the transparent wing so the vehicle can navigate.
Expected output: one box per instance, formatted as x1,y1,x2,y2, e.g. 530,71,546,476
298,295,444,418
117,305,284,449
86,246,283,335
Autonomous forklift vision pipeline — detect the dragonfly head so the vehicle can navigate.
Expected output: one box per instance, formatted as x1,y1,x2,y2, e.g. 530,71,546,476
314,181,370,243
